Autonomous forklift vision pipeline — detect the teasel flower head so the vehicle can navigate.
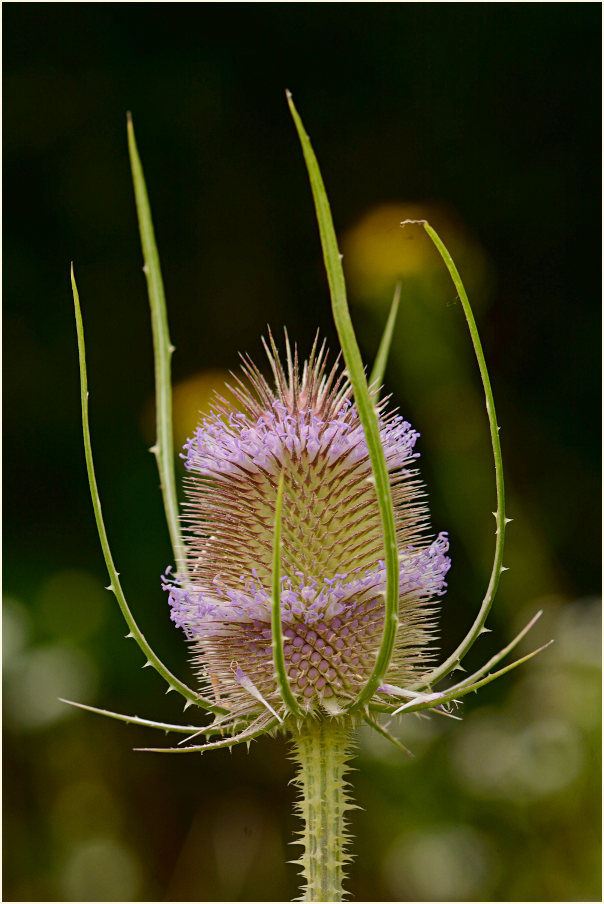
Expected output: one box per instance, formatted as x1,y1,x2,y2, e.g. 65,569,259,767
162,335,450,727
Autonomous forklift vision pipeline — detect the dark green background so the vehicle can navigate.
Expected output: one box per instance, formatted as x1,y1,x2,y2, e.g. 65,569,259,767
4,4,601,901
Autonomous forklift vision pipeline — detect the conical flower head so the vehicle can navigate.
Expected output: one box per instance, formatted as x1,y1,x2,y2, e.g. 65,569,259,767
164,337,450,720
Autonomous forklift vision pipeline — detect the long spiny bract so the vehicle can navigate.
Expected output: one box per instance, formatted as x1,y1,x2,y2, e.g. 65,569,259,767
135,712,279,754
71,266,226,715
286,93,402,710
127,115,186,577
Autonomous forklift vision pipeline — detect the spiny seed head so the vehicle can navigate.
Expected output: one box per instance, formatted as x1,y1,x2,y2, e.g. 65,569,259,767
163,335,450,721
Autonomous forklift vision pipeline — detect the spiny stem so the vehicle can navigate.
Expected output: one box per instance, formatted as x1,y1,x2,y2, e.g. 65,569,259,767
291,718,355,902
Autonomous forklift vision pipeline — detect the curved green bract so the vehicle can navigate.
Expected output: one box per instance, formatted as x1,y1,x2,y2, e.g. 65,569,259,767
271,473,304,716
401,220,507,690
61,698,255,740
447,609,543,693
60,698,209,733
363,713,414,757
366,609,547,715
127,115,186,578
390,640,553,716
369,283,401,392
135,714,278,753
287,92,399,711
71,267,227,715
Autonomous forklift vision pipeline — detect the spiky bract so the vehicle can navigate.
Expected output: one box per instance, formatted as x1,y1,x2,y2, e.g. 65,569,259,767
163,336,450,725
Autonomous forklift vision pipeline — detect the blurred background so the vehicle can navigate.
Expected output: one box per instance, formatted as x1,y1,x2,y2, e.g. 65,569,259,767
3,5,601,902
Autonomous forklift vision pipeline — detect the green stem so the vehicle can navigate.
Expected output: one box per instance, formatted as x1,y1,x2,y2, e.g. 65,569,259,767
291,718,355,902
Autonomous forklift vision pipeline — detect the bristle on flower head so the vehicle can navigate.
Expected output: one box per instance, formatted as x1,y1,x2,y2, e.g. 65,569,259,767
163,334,450,720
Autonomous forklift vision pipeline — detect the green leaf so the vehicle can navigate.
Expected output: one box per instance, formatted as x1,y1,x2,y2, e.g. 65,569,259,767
287,92,399,711
271,472,304,716
127,114,186,577
369,282,401,392
71,265,227,715
402,219,508,690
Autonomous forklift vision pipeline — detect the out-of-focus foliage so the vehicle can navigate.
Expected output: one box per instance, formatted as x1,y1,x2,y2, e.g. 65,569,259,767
4,5,600,901
357,597,601,902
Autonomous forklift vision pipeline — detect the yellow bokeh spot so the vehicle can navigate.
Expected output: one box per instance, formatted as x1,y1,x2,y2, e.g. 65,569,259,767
172,369,241,450
342,202,488,305
141,369,243,452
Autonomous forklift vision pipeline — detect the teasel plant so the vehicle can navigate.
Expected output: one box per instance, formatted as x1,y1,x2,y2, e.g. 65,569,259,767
67,93,552,902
